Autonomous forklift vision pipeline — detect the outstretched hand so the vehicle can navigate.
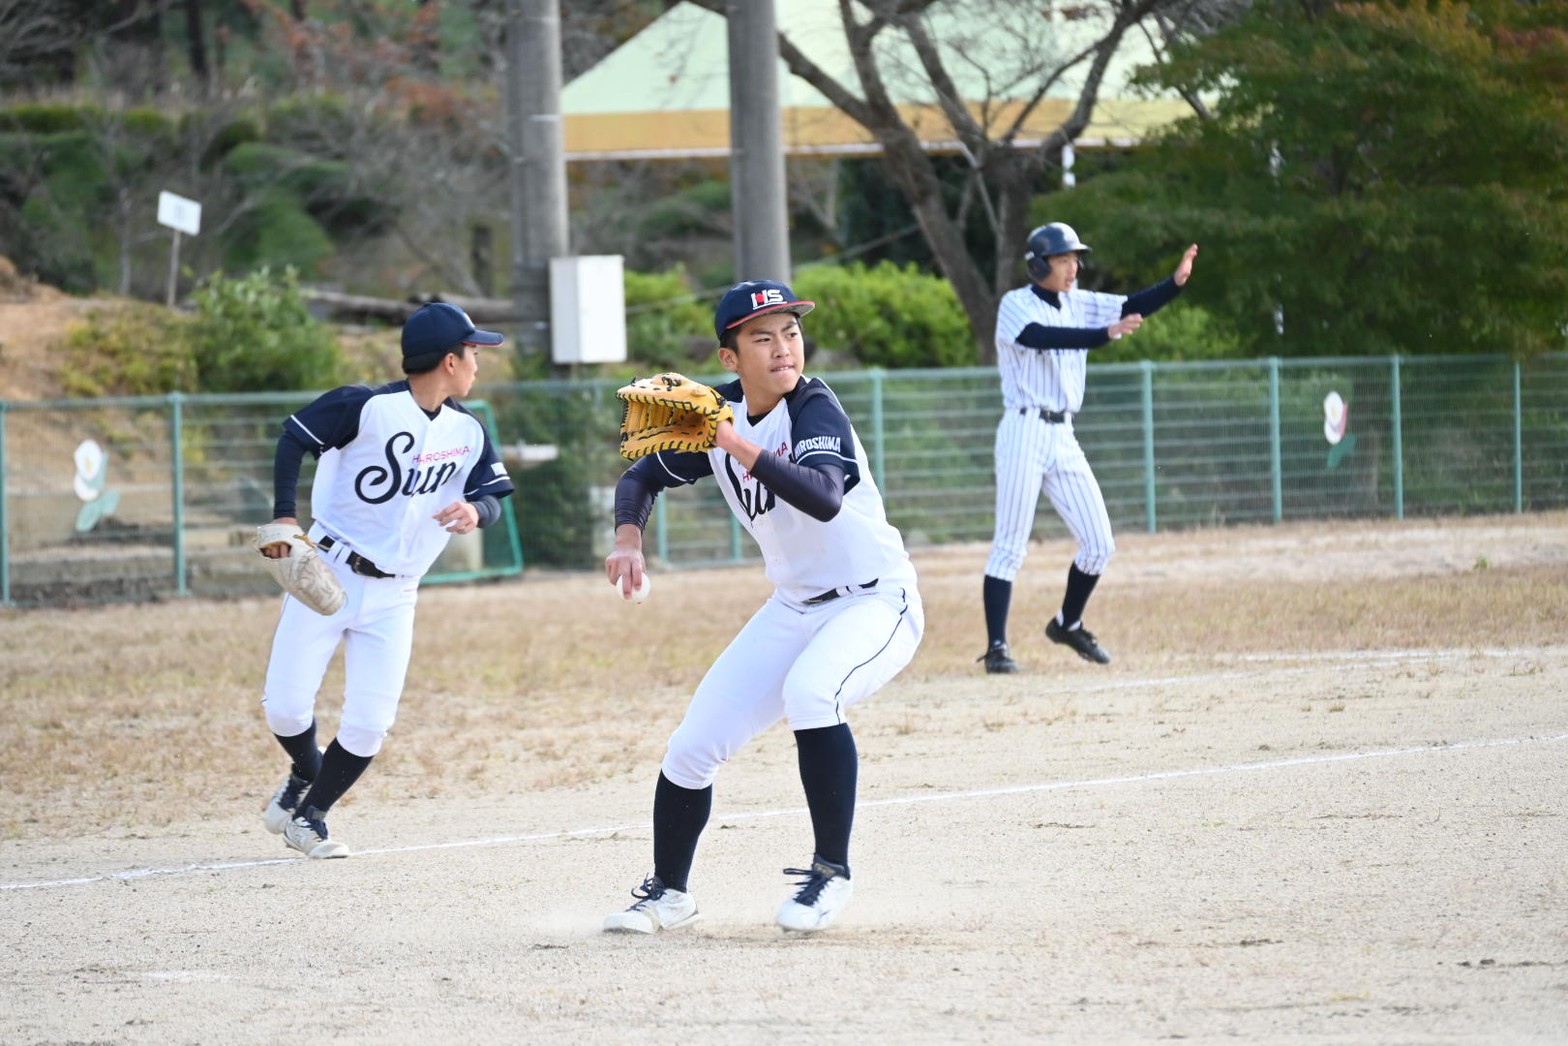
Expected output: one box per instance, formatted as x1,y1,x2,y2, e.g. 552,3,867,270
1109,313,1144,339
1174,243,1199,287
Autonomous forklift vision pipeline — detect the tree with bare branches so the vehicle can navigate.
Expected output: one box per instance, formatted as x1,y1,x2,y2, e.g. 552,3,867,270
687,0,1239,358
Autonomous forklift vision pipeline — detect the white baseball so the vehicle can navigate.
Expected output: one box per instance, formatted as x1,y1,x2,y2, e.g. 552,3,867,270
612,573,652,604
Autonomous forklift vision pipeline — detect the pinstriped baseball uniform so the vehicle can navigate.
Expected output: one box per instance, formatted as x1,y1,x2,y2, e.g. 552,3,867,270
985,285,1125,582
981,232,1192,672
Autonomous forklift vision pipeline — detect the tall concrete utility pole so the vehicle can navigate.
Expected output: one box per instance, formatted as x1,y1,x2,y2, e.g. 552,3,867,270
505,0,569,360
727,0,791,284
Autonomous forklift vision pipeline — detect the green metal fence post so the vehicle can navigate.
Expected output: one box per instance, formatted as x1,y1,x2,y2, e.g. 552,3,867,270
1513,359,1524,513
869,368,885,484
0,400,9,606
1141,360,1157,533
654,492,668,564
170,391,188,596
1390,356,1404,520
1268,357,1283,522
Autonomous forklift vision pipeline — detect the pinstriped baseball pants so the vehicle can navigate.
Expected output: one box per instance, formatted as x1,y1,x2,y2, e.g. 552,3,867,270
984,410,1115,581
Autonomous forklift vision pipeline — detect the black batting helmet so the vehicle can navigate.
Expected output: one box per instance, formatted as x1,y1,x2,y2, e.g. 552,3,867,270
1024,222,1092,281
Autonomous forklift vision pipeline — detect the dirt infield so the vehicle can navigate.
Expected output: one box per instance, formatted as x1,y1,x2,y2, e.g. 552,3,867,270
3,514,1567,1044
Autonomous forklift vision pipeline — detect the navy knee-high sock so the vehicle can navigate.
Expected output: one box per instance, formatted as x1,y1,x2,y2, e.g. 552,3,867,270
298,739,373,818
794,723,858,872
273,721,322,783
1059,563,1101,629
653,771,712,893
983,575,1013,647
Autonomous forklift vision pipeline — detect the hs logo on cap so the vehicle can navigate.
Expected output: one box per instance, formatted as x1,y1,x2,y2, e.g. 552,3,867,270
750,288,787,310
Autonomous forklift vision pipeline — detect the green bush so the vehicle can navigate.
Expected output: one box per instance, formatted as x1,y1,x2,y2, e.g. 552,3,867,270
223,193,336,274
119,107,176,142
623,266,711,372
61,303,198,397
197,113,264,169
0,103,92,134
189,267,343,392
792,262,977,368
219,142,369,269
1093,303,1247,363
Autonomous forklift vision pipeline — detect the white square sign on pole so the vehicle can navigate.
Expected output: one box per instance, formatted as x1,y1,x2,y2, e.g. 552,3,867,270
157,191,201,307
157,191,201,236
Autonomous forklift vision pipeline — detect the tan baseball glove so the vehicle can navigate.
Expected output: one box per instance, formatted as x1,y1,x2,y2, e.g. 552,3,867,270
252,524,346,616
616,372,734,460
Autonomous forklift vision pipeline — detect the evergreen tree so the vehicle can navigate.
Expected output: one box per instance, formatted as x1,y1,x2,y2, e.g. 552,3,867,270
1058,0,1568,358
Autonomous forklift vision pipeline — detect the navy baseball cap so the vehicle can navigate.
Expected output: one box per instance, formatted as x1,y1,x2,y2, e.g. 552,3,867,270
714,280,815,342
401,302,505,360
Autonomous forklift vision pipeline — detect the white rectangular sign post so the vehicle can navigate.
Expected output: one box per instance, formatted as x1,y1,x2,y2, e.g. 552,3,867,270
157,191,202,307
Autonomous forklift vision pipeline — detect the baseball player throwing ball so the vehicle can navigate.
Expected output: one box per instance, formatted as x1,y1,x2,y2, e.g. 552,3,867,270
980,224,1197,673
257,302,515,857
603,280,925,935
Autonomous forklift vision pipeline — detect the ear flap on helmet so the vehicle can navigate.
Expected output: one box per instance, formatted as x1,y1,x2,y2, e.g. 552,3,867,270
1023,222,1091,280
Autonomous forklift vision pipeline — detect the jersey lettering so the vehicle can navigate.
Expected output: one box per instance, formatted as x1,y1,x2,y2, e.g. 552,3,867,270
722,455,776,522
794,435,841,457
355,431,463,505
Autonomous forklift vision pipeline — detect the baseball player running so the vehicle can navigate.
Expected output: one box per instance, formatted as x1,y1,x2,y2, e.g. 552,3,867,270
603,280,925,935
258,302,515,857
980,223,1197,673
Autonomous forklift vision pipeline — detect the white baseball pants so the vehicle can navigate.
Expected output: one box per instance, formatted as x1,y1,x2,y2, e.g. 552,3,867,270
661,578,924,790
985,410,1115,581
261,549,420,758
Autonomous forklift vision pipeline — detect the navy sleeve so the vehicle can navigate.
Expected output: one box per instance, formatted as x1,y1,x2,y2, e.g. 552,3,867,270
456,406,516,502
785,381,861,491
271,427,313,519
613,451,712,529
749,454,847,522
1016,324,1113,350
1123,276,1182,317
471,494,501,528
274,384,378,518
284,384,376,452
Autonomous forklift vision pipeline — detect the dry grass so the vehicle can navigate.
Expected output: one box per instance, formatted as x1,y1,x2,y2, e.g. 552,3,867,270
3,512,1565,841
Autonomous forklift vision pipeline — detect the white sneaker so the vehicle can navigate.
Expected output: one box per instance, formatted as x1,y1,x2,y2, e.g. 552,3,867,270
262,774,310,835
603,876,700,934
776,856,853,933
282,813,350,859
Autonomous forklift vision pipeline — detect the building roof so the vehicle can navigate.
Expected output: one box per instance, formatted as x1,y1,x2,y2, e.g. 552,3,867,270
562,0,1191,161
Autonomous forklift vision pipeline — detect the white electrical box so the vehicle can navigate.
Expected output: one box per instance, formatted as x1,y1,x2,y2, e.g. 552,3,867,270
550,255,627,364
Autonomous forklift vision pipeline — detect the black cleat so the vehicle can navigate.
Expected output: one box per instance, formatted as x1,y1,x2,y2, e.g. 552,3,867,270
978,641,1019,674
1046,619,1111,664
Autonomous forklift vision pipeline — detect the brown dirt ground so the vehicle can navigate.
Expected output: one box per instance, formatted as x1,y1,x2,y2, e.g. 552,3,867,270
0,256,102,401
3,264,1567,1042
2,513,1566,1044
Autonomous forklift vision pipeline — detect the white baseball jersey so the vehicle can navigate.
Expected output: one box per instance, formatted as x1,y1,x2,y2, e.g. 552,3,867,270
645,376,914,605
285,382,514,578
995,286,1126,413
638,375,925,790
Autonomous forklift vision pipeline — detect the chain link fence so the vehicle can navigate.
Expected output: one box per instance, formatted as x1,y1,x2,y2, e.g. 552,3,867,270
0,393,523,606
3,353,1564,607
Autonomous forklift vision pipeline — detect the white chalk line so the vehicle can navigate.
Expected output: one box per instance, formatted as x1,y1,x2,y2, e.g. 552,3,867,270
5,730,1564,894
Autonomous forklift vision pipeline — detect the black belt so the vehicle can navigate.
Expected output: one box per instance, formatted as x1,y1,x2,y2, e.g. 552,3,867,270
803,579,878,606
317,536,395,578
1020,407,1069,423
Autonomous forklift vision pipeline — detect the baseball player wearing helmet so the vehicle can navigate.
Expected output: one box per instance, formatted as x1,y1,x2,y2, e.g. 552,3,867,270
603,280,925,935
258,302,515,857
980,224,1197,673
